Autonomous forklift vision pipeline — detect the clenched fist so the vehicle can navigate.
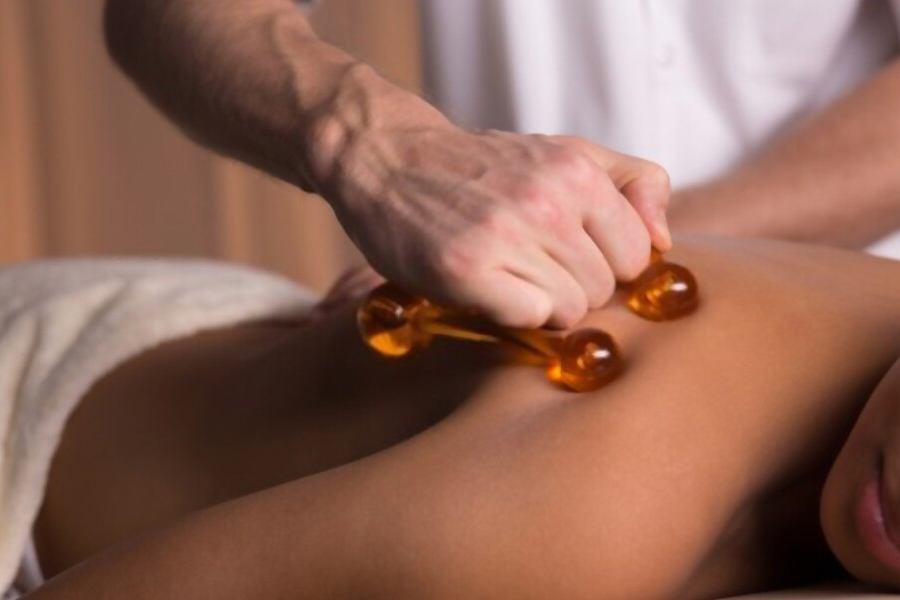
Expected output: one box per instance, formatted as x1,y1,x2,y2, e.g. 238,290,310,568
308,82,670,329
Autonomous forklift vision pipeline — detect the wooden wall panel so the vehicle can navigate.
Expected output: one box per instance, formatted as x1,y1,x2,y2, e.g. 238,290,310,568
0,0,44,261
26,0,220,258
0,0,421,291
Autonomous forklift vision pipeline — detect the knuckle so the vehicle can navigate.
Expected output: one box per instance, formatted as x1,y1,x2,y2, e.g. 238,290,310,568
568,157,598,186
517,185,571,232
632,162,672,208
433,237,483,281
519,185,553,216
548,145,595,180
643,161,671,190
478,211,519,243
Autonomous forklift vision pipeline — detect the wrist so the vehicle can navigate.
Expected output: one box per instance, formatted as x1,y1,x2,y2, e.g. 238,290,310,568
299,60,454,202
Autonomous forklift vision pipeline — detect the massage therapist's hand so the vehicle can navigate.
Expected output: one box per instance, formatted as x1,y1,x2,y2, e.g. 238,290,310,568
102,1,669,329
307,81,672,329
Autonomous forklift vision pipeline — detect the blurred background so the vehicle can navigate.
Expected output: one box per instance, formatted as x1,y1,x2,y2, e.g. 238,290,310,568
0,0,421,291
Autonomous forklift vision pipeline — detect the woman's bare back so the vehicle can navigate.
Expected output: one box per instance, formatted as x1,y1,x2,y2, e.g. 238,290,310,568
34,237,900,599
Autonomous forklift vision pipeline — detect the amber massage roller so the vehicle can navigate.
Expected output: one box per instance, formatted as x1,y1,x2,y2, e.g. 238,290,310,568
357,250,699,392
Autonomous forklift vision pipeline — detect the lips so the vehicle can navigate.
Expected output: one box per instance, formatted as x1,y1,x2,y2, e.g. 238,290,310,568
855,456,900,571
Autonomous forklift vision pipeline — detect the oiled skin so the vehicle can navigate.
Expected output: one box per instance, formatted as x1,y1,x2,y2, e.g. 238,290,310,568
30,237,900,600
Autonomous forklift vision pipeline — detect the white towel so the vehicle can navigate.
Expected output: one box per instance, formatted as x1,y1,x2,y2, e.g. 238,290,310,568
0,258,316,594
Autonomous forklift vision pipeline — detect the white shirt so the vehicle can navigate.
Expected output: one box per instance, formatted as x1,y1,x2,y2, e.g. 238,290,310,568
420,0,900,186
419,0,900,254
307,1,900,253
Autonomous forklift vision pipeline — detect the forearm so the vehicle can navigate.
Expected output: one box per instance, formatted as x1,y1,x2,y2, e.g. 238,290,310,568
669,58,900,247
103,0,670,328
103,0,446,194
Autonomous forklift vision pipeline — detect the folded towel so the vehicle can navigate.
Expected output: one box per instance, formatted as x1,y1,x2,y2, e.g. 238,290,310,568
0,258,316,594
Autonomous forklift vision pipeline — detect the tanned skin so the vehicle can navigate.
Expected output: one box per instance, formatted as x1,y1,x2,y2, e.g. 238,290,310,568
28,237,900,600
